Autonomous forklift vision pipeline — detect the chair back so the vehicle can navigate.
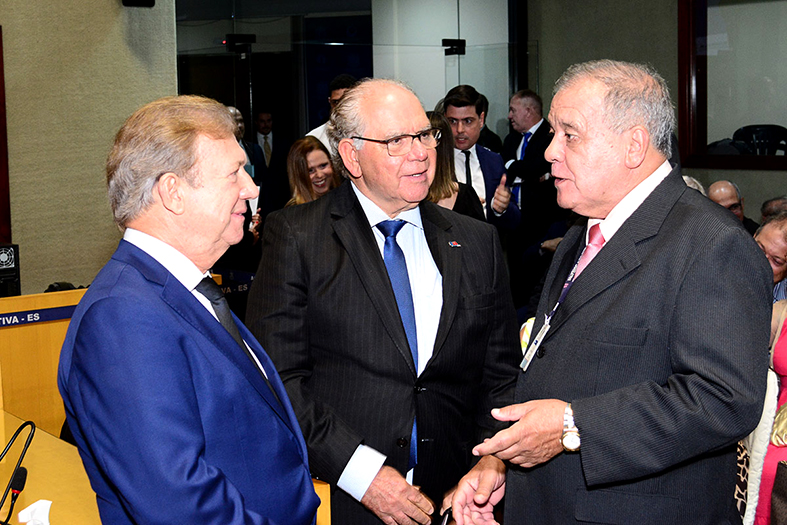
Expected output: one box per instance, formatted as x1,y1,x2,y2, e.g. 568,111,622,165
732,124,787,155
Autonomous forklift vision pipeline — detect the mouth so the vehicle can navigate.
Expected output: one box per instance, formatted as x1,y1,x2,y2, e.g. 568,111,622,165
312,178,327,188
403,169,428,180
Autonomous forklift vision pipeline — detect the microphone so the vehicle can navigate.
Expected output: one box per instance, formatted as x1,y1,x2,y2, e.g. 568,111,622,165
1,466,28,525
11,467,26,495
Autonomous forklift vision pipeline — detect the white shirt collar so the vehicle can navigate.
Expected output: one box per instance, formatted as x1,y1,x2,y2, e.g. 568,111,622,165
350,181,424,230
454,143,477,159
123,228,209,292
589,160,672,244
526,118,544,136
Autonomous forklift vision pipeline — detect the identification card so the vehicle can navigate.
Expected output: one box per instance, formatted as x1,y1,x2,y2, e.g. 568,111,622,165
519,315,550,372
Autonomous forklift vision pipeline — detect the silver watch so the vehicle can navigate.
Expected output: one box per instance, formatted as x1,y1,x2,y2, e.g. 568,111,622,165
562,403,580,452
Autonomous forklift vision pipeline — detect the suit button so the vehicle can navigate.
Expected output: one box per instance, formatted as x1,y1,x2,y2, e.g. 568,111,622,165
396,437,408,448
413,385,425,393
536,346,546,358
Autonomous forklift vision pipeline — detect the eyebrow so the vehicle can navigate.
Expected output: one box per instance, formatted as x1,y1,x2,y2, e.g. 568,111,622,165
381,126,432,140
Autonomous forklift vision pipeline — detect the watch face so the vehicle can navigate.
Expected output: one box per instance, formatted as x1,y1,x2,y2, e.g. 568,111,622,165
562,432,580,451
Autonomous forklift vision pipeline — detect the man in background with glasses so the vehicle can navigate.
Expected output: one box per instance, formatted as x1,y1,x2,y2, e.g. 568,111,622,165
709,179,760,235
247,78,521,525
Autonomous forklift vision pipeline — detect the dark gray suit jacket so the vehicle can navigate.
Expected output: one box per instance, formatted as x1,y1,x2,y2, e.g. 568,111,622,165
246,181,521,524
505,168,772,524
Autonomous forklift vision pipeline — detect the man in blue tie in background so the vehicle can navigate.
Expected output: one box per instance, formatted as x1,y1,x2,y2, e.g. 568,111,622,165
502,90,570,317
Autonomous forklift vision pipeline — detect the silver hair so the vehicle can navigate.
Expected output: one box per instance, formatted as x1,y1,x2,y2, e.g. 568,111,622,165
106,95,235,228
554,60,675,158
327,78,417,178
682,176,706,196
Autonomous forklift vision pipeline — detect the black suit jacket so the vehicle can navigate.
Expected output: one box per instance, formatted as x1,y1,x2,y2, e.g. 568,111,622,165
246,181,521,524
502,122,569,308
505,168,772,524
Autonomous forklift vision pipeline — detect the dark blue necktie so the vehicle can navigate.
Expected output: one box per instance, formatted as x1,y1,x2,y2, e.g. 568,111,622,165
376,220,418,470
519,131,533,160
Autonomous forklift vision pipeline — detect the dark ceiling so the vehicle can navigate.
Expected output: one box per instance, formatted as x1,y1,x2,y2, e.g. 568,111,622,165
175,0,372,21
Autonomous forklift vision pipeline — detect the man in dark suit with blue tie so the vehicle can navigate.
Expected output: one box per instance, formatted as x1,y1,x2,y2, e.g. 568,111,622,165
58,95,319,524
446,60,772,524
444,85,520,230
502,90,570,314
246,78,521,525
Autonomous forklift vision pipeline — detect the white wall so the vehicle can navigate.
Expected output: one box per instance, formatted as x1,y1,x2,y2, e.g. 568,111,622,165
372,0,510,135
706,1,787,144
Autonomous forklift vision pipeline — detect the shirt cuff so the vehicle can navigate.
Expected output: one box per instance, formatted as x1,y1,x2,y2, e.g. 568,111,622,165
337,444,387,501
490,196,506,217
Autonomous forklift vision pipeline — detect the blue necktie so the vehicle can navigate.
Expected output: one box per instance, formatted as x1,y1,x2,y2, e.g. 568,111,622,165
519,131,533,160
376,220,418,470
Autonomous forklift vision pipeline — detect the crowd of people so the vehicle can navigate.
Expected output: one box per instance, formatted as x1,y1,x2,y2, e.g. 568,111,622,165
55,59,787,525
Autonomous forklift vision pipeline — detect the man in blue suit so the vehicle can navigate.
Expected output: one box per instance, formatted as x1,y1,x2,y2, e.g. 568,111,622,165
58,95,319,524
444,85,520,230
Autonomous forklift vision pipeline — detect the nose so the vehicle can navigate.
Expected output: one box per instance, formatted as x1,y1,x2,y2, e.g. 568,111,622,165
545,133,562,163
239,167,259,200
408,135,429,161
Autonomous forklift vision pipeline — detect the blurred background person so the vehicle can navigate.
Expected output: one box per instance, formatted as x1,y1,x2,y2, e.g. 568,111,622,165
425,111,484,221
709,180,759,235
762,196,787,224
286,136,341,207
307,73,357,151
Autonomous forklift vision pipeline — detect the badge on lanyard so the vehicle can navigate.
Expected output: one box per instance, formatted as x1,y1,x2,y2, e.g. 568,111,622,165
520,314,550,372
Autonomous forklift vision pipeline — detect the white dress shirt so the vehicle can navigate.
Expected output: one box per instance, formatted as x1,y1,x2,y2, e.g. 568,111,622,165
586,160,672,245
336,183,443,500
123,228,267,377
453,145,487,205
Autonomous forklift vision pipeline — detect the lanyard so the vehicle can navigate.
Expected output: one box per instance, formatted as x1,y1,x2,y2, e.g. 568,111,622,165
519,244,587,372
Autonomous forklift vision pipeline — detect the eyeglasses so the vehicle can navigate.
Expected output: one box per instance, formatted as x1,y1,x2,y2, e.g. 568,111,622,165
351,128,441,157
727,201,743,213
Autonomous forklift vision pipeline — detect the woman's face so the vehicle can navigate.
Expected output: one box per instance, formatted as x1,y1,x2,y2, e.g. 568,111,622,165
306,150,334,197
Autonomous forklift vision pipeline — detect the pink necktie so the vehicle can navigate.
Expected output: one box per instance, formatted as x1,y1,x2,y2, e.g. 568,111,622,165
574,224,605,277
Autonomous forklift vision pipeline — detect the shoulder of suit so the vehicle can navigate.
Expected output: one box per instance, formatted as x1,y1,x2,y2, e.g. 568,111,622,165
421,200,496,235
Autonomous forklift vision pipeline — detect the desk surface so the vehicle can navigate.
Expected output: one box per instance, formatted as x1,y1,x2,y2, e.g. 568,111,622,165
0,411,100,524
0,411,331,524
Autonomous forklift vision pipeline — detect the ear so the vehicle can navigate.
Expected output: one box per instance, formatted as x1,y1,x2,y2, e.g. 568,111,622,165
624,126,649,169
157,173,187,215
338,138,363,179
479,111,486,128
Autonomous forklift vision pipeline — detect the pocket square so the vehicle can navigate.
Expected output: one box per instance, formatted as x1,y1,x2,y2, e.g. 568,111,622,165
448,241,461,248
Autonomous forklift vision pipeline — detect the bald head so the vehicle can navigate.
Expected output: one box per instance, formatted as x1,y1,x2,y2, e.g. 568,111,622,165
708,180,744,222
227,106,244,140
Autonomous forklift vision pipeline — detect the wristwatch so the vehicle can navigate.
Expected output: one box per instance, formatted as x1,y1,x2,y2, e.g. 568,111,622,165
562,403,580,452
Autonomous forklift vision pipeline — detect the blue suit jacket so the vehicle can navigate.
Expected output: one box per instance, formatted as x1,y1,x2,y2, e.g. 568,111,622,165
476,144,520,230
58,240,319,524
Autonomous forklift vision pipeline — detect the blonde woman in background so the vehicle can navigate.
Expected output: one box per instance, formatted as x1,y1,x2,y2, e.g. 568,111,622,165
286,136,341,206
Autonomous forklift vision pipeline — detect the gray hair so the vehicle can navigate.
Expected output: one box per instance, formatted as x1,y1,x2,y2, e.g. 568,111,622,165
554,60,675,158
757,210,787,241
106,95,235,228
327,78,416,178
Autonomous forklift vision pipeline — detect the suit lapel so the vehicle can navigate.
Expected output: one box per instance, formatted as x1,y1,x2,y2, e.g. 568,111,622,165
329,183,417,374
421,202,460,361
542,167,686,339
159,279,293,427
113,242,294,429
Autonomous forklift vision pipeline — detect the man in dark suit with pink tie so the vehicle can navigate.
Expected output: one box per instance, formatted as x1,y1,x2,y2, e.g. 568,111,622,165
447,60,772,525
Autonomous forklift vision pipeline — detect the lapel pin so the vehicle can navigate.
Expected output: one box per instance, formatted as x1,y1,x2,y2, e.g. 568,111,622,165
448,241,461,248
